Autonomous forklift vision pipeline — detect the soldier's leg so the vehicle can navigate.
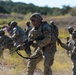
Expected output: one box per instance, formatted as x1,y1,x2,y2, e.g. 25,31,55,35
24,47,31,56
44,50,56,75
44,57,54,75
0,48,4,57
72,65,76,75
25,49,43,75
72,59,76,75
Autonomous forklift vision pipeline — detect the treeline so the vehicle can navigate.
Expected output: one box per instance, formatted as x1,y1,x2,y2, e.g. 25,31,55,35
0,1,76,16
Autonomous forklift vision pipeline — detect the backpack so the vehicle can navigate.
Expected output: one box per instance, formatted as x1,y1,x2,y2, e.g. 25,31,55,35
41,21,59,40
50,24,59,39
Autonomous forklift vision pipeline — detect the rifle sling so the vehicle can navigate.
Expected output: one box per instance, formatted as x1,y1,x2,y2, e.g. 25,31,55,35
16,50,42,59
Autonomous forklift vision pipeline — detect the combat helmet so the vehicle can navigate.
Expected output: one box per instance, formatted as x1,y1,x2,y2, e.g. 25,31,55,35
10,21,17,27
26,22,30,26
68,26,74,32
8,21,11,26
50,21,54,25
30,13,43,21
72,30,76,38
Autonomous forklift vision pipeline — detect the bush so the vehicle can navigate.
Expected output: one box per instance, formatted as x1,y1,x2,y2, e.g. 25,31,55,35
70,8,76,16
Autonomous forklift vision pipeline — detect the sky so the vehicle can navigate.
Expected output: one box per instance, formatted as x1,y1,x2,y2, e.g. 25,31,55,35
12,0,76,8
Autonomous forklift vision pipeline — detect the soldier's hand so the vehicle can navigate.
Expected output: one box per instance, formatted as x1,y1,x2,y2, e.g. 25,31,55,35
57,38,62,44
28,40,33,45
22,40,33,46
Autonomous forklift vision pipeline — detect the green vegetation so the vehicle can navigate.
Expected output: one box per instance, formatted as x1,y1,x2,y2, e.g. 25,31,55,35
0,30,72,75
0,15,75,75
0,1,76,16
0,1,76,74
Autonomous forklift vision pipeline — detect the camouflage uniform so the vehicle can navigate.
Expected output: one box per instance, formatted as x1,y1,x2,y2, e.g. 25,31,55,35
0,41,4,57
3,26,13,37
0,30,14,56
10,21,27,45
10,21,31,55
25,13,57,75
58,30,76,75
2,22,13,37
66,26,74,56
25,22,32,36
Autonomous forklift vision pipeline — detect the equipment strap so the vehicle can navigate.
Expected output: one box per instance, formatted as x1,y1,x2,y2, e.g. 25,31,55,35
16,50,42,59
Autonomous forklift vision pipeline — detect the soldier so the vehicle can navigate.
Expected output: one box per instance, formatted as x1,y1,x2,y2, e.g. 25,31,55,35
0,30,14,57
2,22,13,37
6,21,13,37
10,21,31,55
25,13,57,75
67,26,74,44
57,30,76,75
66,26,74,56
24,22,32,36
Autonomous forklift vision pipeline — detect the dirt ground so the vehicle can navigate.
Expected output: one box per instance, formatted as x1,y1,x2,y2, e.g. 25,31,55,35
0,16,75,75
0,48,72,75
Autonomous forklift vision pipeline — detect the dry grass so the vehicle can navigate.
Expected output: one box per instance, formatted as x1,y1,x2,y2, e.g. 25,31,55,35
0,36,72,75
0,15,76,75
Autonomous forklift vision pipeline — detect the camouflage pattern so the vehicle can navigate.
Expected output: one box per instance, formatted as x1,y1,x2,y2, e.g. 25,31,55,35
66,26,74,56
0,34,14,56
66,34,73,56
3,26,13,37
72,30,76,37
2,21,13,37
59,30,76,75
0,47,4,57
68,26,74,33
10,25,31,55
30,13,43,21
6,25,13,37
0,41,4,57
25,22,32,36
10,21,17,27
49,20,59,39
11,25,27,46
25,21,57,75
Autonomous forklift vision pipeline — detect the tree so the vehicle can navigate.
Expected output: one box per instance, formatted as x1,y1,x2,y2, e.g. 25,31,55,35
62,5,71,15
0,0,12,1
70,7,76,16
0,5,8,13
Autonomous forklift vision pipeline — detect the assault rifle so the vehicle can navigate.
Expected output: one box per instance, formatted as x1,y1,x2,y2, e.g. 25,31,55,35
14,36,44,59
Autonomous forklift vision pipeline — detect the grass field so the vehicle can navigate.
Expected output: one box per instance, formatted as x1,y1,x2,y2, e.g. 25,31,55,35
0,15,76,75
0,40,72,75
